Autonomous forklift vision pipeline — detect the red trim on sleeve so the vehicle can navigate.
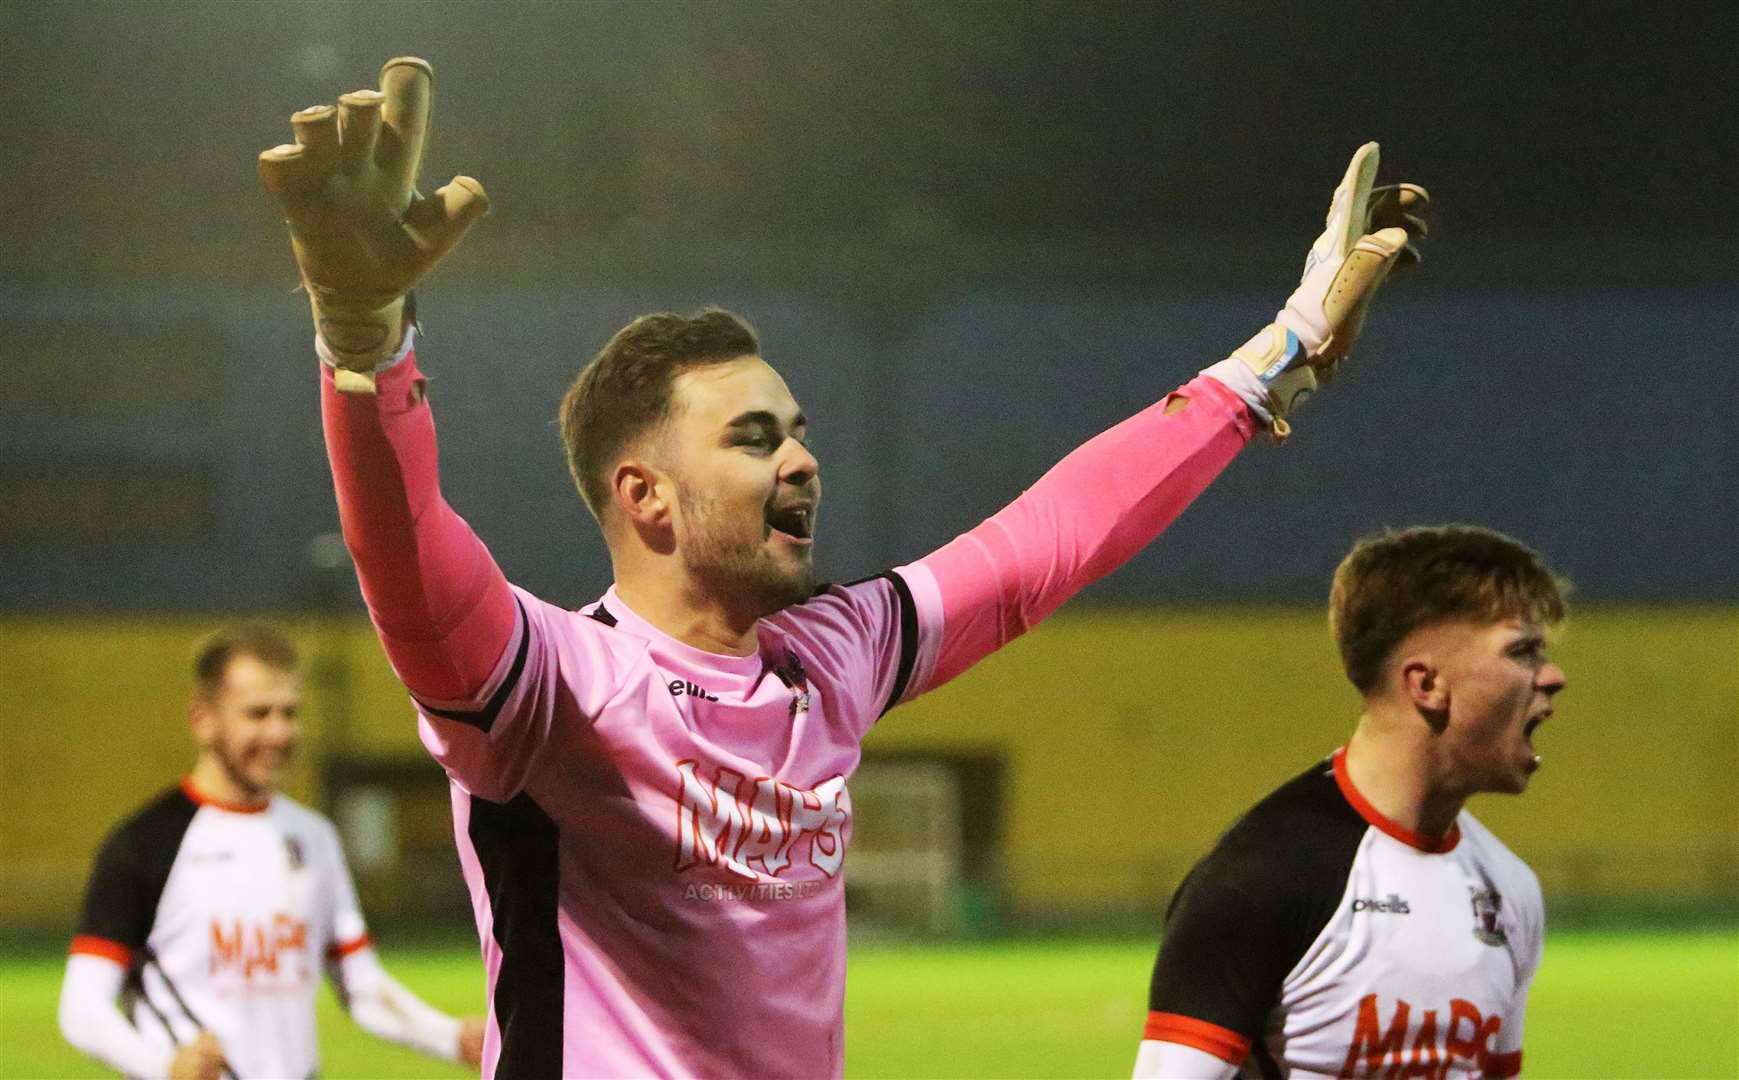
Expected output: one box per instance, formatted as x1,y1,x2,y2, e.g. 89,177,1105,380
327,934,373,959
1332,748,1460,853
69,935,133,967
1142,1011,1251,1065
1484,1049,1522,1077
181,776,269,814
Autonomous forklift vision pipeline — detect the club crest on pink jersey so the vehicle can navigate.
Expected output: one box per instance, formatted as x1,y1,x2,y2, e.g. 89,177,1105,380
772,647,811,719
673,760,849,881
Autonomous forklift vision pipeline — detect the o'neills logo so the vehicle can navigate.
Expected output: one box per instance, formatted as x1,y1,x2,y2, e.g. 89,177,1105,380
673,761,848,881
1351,893,1411,914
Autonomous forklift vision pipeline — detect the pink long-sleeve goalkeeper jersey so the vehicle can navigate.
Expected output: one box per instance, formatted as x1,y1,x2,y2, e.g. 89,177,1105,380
321,341,1258,1078
424,573,940,1079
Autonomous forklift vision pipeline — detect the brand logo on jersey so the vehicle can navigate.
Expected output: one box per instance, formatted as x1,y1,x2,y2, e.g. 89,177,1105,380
209,913,310,980
1340,994,1507,1078
1351,893,1411,914
673,761,848,881
283,836,305,870
1469,886,1507,946
667,679,720,702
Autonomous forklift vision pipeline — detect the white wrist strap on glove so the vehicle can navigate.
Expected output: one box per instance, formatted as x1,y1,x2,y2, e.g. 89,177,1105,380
317,323,416,377
1205,142,1427,443
1203,325,1310,441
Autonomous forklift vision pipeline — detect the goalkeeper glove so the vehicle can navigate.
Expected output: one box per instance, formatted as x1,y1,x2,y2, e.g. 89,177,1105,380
1230,142,1429,439
258,57,488,394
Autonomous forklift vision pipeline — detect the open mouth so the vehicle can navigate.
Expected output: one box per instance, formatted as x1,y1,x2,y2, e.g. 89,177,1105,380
1523,713,1549,741
766,504,815,542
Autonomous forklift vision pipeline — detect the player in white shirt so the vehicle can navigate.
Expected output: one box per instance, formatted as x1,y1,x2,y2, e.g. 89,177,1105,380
1135,525,1566,1079
58,625,486,1080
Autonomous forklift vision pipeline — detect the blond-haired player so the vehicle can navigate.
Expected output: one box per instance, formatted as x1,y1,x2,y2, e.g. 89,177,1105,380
59,626,484,1079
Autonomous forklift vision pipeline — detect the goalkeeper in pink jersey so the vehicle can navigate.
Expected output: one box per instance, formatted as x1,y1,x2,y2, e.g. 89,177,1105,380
258,57,1429,1078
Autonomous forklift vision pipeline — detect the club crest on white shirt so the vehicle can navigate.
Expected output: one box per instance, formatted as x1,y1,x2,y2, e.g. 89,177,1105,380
1469,885,1507,946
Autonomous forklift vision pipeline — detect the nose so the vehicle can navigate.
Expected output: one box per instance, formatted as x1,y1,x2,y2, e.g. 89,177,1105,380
780,438,820,489
264,710,300,746
1538,661,1567,695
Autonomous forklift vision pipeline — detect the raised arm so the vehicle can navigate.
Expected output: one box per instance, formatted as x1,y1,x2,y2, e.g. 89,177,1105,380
319,340,518,700
260,58,510,701
909,371,1251,692
908,144,1429,693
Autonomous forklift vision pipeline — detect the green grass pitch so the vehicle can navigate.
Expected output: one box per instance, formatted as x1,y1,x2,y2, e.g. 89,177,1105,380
1,929,1732,1077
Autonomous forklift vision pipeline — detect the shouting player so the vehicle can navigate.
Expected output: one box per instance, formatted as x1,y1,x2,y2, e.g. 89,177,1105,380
1135,525,1567,1079
257,58,1429,1077
58,625,485,1080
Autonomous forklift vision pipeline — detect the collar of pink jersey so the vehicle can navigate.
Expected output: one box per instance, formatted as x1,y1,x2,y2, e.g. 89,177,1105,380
598,586,772,677
1331,747,1461,854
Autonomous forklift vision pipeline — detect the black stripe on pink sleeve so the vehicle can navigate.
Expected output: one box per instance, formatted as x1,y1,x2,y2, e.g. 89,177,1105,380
878,570,920,716
415,599,531,734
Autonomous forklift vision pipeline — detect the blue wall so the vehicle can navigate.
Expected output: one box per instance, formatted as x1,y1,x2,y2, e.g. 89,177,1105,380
2,283,1732,610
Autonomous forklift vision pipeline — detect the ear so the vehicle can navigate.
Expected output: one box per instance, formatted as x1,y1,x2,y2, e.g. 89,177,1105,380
1399,653,1450,733
189,697,214,748
611,459,670,527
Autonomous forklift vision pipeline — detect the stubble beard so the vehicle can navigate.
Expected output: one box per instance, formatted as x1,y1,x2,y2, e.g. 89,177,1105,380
679,488,815,618
212,731,287,803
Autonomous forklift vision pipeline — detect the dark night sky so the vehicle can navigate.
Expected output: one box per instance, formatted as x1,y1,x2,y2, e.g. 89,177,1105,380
1,1,1733,289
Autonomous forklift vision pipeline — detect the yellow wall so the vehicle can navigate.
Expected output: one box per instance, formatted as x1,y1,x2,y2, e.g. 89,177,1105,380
0,616,435,927
3,607,1734,928
867,605,1739,913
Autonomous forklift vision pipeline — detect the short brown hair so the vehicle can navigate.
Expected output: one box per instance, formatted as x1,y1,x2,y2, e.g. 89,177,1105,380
1329,525,1569,694
559,308,760,520
193,624,299,699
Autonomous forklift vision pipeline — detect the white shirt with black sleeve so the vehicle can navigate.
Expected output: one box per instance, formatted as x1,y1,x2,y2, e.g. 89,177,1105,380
59,779,461,1079
1136,749,1543,1080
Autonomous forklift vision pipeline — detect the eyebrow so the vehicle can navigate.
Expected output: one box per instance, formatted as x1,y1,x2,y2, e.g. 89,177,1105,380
725,410,806,432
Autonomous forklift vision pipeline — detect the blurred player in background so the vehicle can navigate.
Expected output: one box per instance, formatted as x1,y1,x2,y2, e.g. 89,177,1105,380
1135,525,1567,1079
58,625,484,1080
255,58,1428,1077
